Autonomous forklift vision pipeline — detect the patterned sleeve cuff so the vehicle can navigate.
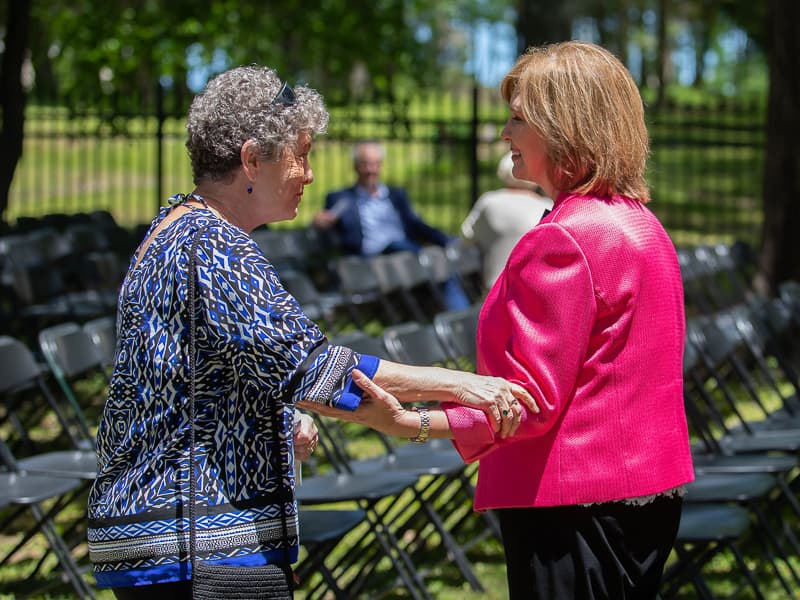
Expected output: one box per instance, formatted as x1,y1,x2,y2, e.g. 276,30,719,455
335,353,380,411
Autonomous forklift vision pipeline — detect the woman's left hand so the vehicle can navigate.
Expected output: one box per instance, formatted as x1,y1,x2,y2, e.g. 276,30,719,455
292,412,319,462
449,372,538,438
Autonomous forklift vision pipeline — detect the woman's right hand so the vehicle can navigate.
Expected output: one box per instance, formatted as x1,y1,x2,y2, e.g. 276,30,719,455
297,370,418,438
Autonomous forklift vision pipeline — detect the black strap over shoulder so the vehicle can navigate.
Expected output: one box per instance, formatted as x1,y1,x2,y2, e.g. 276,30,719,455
187,224,292,579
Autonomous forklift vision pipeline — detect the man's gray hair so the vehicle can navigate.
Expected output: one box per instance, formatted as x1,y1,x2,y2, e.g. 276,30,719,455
186,65,329,183
351,140,385,164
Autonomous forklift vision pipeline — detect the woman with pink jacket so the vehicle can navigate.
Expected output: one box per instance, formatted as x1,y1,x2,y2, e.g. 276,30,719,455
305,40,694,599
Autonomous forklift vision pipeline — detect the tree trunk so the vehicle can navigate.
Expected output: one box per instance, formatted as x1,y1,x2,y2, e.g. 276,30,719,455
654,0,669,106
515,0,572,55
0,0,31,224
757,0,800,294
692,1,717,88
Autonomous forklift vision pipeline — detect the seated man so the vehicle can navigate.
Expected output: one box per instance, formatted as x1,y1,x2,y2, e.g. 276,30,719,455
313,140,470,310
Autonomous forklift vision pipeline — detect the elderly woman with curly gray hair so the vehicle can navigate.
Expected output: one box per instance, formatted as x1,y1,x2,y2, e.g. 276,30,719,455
86,64,535,599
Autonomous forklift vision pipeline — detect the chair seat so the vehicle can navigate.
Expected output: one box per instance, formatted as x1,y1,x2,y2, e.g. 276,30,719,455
296,470,419,504
349,448,465,477
17,450,98,479
676,503,752,542
0,472,84,504
720,430,800,453
692,451,797,475
299,508,366,544
685,472,777,503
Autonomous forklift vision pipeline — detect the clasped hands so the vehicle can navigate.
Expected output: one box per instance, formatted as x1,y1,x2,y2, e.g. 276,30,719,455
299,370,538,439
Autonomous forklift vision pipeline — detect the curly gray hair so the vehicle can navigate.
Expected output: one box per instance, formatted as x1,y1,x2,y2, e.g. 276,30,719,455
186,65,329,183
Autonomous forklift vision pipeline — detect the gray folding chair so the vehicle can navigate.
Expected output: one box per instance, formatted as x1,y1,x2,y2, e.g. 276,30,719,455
433,304,481,370
0,421,95,598
82,315,117,372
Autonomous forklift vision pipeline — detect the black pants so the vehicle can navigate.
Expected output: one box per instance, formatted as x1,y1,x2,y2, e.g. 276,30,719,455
497,496,682,600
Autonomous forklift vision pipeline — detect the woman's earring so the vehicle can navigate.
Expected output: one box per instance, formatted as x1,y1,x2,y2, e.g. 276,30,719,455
247,185,253,194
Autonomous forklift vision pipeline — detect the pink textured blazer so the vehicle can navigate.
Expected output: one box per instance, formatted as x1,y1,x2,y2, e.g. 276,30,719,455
444,192,694,509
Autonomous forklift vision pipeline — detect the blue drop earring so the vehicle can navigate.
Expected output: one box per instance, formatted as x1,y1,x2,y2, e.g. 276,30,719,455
247,185,253,194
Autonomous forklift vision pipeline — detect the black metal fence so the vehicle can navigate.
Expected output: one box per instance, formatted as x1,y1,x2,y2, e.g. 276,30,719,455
9,84,766,247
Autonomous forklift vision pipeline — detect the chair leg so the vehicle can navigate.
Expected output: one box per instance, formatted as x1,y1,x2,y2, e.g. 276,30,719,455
360,502,432,600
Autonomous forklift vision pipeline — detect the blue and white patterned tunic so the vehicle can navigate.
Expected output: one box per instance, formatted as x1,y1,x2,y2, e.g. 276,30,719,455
87,204,378,588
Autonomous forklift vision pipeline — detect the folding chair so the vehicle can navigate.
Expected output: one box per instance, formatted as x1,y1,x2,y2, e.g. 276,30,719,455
677,246,717,317
689,313,800,434
691,244,753,313
683,323,800,584
779,280,800,327
0,443,95,598
1,230,115,329
685,336,800,508
368,252,430,323
418,245,454,293
313,331,494,592
38,322,110,446
82,315,117,372
295,508,368,600
682,472,800,596
295,468,430,600
727,301,800,412
0,335,93,453
332,254,401,326
380,324,505,556
331,329,389,360
278,268,348,333
251,227,310,273
0,331,97,485
311,388,486,587
383,321,460,369
433,304,481,370
444,240,484,301
661,503,769,599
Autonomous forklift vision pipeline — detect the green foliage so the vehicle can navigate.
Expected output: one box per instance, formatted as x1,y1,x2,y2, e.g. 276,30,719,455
25,0,494,110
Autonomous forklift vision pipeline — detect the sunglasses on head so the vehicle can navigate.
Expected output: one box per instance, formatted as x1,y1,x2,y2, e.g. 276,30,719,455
271,81,296,106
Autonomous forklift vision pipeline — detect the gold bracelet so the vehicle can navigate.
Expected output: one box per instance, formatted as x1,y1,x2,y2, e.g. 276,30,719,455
409,407,430,444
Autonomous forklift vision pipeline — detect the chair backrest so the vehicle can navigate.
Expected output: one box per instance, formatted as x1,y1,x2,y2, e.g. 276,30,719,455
433,305,480,367
39,322,105,379
0,335,45,393
331,330,389,359
335,255,383,295
383,321,456,368
8,260,70,305
82,315,117,369
418,245,452,284
280,269,323,307
446,240,482,278
683,333,700,378
252,228,309,271
0,334,93,449
693,244,748,310
368,254,405,294
387,251,430,289
694,316,738,368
